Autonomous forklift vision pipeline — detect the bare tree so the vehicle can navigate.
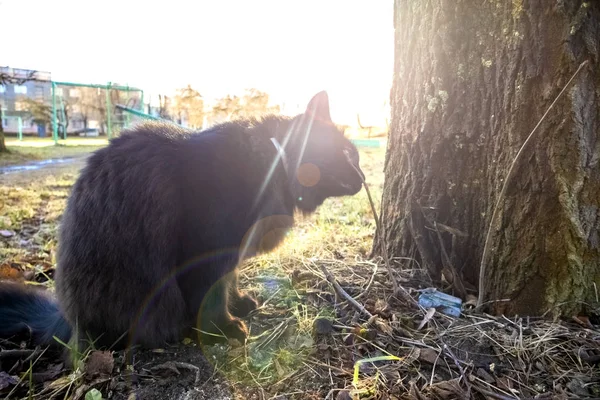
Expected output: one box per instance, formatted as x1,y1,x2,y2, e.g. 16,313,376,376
78,87,104,130
0,69,36,152
172,85,204,128
211,94,242,123
210,88,279,125
22,98,52,127
158,94,172,120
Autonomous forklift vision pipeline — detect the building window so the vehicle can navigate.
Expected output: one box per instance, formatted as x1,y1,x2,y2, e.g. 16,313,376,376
55,87,64,96
14,85,27,94
69,88,80,98
35,86,45,100
0,85,5,93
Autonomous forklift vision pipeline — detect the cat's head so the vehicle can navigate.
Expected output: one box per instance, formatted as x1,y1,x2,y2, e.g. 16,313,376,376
284,91,365,213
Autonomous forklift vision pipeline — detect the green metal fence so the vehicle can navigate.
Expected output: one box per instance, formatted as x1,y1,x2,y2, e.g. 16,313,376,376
51,81,144,145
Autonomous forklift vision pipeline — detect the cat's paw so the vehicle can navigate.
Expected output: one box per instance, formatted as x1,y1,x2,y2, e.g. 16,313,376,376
230,294,259,318
197,316,248,345
221,317,249,342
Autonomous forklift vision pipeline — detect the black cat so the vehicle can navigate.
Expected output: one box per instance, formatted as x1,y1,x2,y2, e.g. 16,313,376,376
0,91,364,350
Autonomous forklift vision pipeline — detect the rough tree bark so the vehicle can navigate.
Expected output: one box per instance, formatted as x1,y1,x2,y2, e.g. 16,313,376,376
378,0,600,317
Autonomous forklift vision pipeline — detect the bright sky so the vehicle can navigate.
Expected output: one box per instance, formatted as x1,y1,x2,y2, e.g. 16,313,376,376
1,0,393,125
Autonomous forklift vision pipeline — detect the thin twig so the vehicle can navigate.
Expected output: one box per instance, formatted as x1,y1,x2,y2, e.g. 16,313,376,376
472,385,519,400
349,160,417,305
433,221,466,298
346,157,399,294
356,259,378,299
152,361,202,386
442,342,472,398
319,263,374,319
477,59,590,308
0,349,38,359
361,179,399,295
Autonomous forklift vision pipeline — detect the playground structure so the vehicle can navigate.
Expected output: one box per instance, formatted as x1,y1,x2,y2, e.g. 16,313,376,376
51,81,144,145
4,115,23,140
1,69,144,145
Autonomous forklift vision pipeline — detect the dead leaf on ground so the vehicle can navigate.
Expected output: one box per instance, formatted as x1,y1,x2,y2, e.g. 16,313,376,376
418,348,439,365
0,263,23,280
85,351,114,380
0,371,19,391
417,308,436,331
464,294,478,308
572,315,593,329
429,378,464,398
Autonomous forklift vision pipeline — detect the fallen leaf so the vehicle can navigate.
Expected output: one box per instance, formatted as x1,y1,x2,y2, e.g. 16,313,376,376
0,263,23,280
475,367,495,383
572,315,593,329
429,378,463,398
335,390,353,400
46,375,75,391
85,388,103,400
578,346,600,365
464,294,478,307
85,351,114,380
151,361,181,377
417,308,436,331
0,371,19,391
418,348,439,365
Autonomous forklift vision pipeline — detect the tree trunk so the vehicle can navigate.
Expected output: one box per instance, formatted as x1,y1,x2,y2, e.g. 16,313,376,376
0,131,6,153
0,109,7,153
378,0,600,317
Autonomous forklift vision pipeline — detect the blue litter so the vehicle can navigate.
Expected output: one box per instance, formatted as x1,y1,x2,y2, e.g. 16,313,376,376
418,289,462,318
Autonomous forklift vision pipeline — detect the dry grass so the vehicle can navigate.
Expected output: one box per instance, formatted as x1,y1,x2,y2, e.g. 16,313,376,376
1,146,599,399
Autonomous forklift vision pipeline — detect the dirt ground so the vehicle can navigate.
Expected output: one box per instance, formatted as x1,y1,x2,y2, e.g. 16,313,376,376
1,145,599,400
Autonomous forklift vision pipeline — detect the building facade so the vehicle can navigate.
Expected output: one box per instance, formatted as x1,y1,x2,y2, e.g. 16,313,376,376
0,67,52,136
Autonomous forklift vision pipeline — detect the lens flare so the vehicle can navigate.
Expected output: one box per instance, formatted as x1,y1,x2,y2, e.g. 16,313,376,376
296,163,321,187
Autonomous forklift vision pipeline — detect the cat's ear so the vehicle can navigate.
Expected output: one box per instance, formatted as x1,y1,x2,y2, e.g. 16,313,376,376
305,91,332,122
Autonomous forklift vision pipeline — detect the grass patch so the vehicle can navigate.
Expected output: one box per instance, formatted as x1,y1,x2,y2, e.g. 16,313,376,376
0,147,386,399
199,148,386,395
2,145,598,400
1,137,107,167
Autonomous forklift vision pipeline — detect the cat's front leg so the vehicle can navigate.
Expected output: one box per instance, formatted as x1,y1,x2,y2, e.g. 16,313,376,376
227,271,258,318
195,278,248,343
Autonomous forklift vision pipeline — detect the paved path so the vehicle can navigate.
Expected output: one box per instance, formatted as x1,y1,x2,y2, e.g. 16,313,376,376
0,156,89,185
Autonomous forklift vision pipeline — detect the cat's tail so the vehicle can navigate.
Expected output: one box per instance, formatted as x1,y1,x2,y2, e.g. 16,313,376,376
0,282,71,347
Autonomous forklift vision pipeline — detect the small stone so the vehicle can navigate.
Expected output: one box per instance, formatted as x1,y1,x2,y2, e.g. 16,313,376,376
313,317,334,335
336,390,352,400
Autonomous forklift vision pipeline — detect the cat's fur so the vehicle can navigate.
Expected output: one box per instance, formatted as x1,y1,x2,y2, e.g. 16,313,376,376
0,91,364,349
